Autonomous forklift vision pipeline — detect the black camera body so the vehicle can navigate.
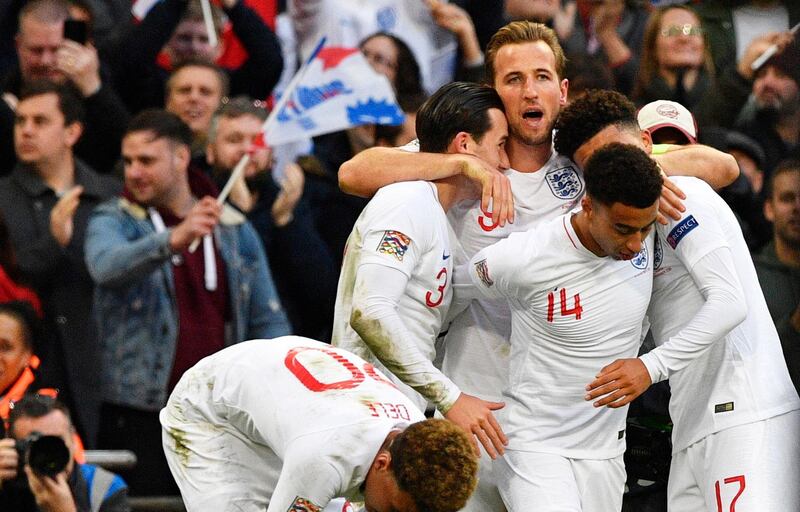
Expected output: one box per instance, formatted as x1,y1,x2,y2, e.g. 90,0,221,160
15,432,71,478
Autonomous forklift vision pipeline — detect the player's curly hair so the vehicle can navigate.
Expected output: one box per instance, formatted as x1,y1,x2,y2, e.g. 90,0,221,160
584,143,663,208
553,89,640,161
390,419,478,512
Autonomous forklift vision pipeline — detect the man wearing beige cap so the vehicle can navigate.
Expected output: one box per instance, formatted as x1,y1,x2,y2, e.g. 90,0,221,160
637,99,697,145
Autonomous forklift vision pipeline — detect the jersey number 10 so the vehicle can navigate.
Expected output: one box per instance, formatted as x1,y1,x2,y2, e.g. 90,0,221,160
285,346,396,392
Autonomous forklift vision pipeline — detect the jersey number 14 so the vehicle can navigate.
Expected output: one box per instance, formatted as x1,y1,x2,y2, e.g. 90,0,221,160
546,288,583,322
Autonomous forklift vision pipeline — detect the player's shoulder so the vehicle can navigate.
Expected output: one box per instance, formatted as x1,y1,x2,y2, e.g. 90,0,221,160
370,181,437,212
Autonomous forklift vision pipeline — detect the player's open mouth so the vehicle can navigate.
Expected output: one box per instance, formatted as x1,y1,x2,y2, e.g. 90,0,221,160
522,109,544,120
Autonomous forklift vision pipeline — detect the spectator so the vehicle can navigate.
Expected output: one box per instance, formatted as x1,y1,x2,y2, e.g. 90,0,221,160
164,60,229,157
754,159,800,393
0,81,121,446
289,0,457,94
0,395,129,512
736,40,800,176
563,52,615,104
307,30,428,266
111,0,283,115
632,5,714,111
0,0,129,175
205,97,337,341
694,0,800,77
755,160,800,321
0,302,48,423
699,127,771,250
511,0,648,95
84,110,290,495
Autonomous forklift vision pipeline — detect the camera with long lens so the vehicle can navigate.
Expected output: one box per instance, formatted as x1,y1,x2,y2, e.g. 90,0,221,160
15,432,71,478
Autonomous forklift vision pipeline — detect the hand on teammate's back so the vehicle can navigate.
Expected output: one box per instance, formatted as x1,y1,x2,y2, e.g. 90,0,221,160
444,392,508,459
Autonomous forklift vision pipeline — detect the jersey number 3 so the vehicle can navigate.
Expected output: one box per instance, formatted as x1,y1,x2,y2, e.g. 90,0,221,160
546,288,583,322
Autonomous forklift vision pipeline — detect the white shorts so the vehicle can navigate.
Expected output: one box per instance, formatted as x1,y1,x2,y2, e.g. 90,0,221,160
495,450,626,512
668,410,800,512
160,368,283,511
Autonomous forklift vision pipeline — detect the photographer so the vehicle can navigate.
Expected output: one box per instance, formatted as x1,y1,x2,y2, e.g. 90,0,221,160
0,395,129,512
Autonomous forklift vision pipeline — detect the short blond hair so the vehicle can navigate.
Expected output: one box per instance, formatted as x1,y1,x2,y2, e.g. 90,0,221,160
390,419,478,512
485,21,566,85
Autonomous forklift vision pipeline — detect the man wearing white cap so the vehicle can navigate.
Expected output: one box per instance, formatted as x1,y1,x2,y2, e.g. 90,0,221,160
637,99,697,145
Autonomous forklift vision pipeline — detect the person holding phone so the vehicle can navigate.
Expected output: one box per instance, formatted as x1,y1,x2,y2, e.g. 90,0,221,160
0,0,129,176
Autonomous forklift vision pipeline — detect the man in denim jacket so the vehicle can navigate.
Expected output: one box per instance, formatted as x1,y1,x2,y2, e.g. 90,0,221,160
84,109,290,496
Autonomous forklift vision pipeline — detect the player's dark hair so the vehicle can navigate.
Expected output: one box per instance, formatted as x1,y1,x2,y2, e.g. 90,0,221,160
554,89,640,161
19,80,85,126
584,143,662,208
389,419,478,512
126,109,193,148
417,82,505,153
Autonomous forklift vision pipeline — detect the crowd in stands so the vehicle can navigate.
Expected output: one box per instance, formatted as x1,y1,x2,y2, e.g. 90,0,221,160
0,0,797,507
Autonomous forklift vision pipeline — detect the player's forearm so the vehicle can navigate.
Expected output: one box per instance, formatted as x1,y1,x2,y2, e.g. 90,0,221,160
350,302,461,412
640,248,747,382
655,144,739,190
338,147,466,198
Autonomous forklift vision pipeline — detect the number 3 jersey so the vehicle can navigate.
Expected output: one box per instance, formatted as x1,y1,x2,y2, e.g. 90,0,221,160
332,180,461,409
161,337,425,509
467,213,654,459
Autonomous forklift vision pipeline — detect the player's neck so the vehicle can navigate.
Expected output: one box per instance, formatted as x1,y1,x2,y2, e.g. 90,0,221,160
433,175,473,213
570,211,605,257
506,136,553,173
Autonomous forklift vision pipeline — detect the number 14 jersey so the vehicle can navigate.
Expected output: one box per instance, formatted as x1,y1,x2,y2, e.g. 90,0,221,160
467,213,654,459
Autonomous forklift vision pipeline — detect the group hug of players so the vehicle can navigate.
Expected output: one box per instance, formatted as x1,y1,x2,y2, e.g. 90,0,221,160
156,21,800,512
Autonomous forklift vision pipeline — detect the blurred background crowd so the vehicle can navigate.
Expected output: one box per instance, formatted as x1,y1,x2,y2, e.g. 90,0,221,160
0,0,798,509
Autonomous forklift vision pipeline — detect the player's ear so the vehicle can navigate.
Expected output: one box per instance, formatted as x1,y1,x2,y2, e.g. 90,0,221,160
373,450,392,472
641,129,653,153
581,195,592,216
764,197,775,222
450,131,471,154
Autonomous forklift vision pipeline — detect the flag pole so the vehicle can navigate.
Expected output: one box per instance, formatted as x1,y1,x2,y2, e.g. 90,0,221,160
188,36,327,253
199,0,218,48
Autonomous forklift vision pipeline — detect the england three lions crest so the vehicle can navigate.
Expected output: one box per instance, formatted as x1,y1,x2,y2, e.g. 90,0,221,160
546,166,583,200
631,245,649,270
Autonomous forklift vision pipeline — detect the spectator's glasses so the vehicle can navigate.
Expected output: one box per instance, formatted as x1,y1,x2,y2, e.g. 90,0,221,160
661,24,703,37
362,49,398,71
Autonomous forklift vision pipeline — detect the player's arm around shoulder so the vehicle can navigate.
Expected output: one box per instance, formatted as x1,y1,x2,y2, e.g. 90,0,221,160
653,143,739,190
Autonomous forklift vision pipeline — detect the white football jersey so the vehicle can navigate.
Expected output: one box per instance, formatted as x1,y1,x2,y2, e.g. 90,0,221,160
468,213,653,458
332,181,457,407
443,150,583,401
645,177,800,453
163,337,425,510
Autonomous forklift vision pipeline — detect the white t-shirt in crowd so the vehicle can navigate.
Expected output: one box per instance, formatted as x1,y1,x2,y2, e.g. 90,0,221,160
467,213,654,459
332,180,460,409
643,176,800,453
